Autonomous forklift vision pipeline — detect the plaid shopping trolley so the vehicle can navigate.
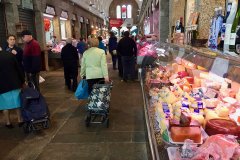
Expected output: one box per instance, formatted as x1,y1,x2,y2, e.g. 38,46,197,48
85,80,113,128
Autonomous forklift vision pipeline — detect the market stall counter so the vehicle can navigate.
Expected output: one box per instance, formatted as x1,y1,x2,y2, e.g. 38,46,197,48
47,41,65,70
140,43,240,160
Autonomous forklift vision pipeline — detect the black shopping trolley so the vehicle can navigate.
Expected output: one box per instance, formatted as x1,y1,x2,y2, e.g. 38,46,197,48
85,80,113,128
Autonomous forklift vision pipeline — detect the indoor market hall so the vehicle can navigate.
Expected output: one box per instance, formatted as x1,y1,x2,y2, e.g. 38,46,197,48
0,0,240,160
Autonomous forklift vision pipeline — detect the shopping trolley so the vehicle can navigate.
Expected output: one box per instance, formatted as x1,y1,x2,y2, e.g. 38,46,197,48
85,80,113,128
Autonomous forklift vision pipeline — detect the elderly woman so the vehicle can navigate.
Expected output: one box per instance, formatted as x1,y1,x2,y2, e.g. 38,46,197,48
80,38,109,93
0,50,25,128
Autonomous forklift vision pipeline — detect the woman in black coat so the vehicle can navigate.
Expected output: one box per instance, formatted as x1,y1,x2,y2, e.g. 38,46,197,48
5,35,24,74
0,50,25,128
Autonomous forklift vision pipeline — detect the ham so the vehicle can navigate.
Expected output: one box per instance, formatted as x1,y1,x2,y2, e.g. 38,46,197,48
191,134,239,160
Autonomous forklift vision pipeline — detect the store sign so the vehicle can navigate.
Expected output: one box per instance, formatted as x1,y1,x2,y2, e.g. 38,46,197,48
109,18,123,28
121,18,133,28
21,0,33,10
86,19,89,24
79,17,84,23
45,5,56,15
61,11,68,19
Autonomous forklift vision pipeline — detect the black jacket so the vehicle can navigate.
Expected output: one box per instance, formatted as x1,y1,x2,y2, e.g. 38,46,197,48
5,45,24,72
117,37,137,57
0,51,25,94
61,44,79,67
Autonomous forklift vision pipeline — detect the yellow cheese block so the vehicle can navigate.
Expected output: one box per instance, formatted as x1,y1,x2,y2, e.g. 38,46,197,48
215,106,229,118
191,114,204,126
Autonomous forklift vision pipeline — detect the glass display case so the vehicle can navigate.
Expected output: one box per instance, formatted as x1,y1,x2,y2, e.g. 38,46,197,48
140,43,240,160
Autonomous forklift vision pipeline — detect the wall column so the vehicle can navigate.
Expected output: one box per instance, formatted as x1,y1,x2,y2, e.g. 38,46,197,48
159,0,170,42
4,0,20,35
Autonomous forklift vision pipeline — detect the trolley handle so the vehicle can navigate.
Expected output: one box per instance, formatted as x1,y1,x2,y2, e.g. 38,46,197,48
97,79,113,85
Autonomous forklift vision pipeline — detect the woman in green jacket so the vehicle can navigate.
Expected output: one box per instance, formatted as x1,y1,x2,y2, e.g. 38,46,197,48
80,38,109,93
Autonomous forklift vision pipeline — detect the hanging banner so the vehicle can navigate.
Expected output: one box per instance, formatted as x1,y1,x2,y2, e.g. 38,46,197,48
109,18,123,28
45,5,56,15
61,11,68,19
79,16,84,23
21,0,33,10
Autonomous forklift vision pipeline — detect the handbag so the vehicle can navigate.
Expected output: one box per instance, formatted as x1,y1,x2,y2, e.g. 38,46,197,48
112,50,117,55
74,79,89,100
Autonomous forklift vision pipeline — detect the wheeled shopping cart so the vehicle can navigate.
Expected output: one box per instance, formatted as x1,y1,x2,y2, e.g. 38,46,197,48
85,81,113,128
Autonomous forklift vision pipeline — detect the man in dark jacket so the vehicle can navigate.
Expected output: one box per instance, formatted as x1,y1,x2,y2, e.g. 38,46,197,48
21,30,42,91
108,32,118,70
61,38,79,91
117,31,137,82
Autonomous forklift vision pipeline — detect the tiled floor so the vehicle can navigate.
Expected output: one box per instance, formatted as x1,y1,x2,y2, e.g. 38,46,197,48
0,60,151,160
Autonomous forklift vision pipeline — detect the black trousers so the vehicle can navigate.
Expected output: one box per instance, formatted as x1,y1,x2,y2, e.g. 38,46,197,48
121,56,136,80
87,78,104,94
63,66,78,91
117,55,123,78
110,51,117,69
26,73,40,91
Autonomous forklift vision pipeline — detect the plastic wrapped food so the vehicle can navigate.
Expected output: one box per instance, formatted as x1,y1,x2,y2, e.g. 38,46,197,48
191,134,239,160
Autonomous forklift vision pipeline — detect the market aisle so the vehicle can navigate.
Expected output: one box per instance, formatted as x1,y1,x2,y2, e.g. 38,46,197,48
0,55,151,160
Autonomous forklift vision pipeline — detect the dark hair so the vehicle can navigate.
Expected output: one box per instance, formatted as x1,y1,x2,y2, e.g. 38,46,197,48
97,36,103,41
80,37,83,41
124,31,130,37
21,30,32,37
109,32,115,38
7,34,16,40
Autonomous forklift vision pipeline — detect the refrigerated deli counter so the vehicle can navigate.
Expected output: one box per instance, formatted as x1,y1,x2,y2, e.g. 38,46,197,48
139,43,240,160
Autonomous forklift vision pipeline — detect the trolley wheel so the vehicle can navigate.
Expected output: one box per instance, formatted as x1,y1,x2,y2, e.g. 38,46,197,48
85,114,91,127
105,118,109,128
43,119,51,129
23,123,32,134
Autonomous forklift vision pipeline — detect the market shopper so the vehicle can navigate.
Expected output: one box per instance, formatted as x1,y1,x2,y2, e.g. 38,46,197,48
108,32,118,70
97,36,107,55
21,30,42,91
0,50,25,128
5,35,24,74
80,38,109,94
77,37,87,66
61,38,79,92
117,31,137,82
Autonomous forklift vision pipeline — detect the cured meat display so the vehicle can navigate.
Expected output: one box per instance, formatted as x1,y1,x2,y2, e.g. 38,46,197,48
141,43,240,159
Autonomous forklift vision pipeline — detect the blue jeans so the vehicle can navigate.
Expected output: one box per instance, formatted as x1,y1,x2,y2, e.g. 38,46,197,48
121,56,136,80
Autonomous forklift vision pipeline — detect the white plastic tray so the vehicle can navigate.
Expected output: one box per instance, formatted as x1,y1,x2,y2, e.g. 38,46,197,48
167,147,180,160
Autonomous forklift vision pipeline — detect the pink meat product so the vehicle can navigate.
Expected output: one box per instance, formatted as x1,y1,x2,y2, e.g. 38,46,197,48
191,134,239,160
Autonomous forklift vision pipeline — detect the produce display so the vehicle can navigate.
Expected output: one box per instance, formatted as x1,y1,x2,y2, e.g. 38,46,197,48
143,45,240,159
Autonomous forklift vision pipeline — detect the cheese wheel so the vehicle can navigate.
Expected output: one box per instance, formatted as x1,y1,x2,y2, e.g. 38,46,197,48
216,107,229,118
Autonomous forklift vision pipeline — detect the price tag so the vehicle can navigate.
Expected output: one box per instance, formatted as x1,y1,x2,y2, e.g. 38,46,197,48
210,57,229,77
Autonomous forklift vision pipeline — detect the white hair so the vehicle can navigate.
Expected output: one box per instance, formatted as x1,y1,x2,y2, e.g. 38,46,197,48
66,38,72,44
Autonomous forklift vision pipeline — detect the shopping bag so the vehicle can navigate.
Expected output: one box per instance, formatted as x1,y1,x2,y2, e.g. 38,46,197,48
39,76,45,83
75,79,89,100
112,50,117,55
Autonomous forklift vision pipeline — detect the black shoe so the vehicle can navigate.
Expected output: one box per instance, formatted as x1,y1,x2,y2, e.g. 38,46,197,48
18,122,24,127
5,124,14,129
